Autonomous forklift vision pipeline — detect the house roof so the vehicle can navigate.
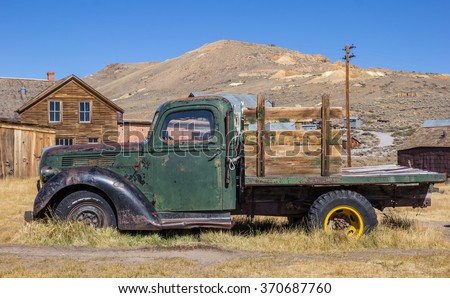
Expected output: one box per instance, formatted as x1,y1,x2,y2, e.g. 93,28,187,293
0,77,55,120
16,74,124,114
0,117,55,131
398,126,450,151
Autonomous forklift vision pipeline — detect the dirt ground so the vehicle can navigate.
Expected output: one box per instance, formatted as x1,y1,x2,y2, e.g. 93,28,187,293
1,221,449,274
0,245,245,266
1,243,449,268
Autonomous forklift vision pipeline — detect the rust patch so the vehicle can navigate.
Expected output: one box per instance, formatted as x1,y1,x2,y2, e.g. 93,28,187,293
133,158,142,171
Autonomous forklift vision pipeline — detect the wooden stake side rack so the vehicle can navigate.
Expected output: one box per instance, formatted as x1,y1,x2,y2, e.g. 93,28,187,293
243,95,343,177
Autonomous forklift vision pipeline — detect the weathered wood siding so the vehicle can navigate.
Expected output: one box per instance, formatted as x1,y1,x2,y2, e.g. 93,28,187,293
398,147,450,176
20,81,119,144
0,122,55,179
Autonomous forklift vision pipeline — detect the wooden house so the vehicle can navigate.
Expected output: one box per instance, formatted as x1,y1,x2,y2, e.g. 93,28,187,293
398,120,450,176
16,75,124,145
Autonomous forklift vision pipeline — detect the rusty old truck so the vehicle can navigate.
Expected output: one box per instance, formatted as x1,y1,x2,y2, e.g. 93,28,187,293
24,93,446,238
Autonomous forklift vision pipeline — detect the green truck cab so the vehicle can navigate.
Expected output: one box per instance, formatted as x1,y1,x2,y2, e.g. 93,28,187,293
25,94,446,238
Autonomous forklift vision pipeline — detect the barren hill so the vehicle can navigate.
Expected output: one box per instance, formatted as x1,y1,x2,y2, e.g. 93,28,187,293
84,40,450,135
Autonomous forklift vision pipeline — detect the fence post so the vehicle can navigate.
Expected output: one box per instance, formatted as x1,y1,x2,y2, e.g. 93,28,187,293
321,94,330,176
256,94,266,177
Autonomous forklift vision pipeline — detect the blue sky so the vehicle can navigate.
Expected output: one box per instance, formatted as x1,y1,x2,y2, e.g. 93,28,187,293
1,0,449,80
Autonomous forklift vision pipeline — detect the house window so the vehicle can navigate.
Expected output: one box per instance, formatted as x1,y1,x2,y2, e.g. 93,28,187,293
88,138,99,144
49,101,61,123
80,102,91,123
56,138,73,146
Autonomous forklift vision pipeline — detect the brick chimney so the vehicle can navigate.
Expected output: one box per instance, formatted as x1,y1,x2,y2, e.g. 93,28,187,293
47,71,55,81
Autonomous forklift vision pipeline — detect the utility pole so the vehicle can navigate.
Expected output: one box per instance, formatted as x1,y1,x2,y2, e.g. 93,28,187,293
343,44,355,167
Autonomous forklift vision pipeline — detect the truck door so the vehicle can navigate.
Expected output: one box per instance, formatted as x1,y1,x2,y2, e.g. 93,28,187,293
151,106,226,211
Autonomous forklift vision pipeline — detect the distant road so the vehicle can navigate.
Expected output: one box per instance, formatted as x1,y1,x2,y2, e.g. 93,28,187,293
370,131,394,147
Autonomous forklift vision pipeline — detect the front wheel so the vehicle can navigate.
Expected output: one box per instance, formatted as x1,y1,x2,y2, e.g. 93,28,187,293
307,190,378,238
55,190,117,228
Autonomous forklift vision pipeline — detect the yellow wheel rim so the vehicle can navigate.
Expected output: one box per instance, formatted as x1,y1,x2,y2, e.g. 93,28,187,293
324,206,364,238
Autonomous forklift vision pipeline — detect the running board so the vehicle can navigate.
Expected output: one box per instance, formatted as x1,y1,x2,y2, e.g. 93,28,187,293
157,212,233,229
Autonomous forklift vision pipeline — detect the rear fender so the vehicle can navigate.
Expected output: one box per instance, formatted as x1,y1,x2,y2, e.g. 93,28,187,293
33,167,162,230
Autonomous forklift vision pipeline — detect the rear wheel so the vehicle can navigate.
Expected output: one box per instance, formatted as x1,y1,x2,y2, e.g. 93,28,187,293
307,190,377,238
55,190,117,228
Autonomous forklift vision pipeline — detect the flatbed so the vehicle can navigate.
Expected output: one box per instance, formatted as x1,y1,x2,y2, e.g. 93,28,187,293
245,165,445,186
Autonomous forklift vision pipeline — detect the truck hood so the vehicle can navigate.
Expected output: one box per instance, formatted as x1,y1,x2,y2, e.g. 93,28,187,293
43,142,143,156
39,142,144,183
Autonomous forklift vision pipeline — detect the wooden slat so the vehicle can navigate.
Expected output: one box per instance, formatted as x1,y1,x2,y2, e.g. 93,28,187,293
245,145,341,159
244,106,343,121
14,129,21,178
245,156,342,176
245,130,320,145
245,144,321,157
1,128,14,177
321,95,330,176
20,130,32,178
256,95,265,177
0,130,3,178
244,130,342,146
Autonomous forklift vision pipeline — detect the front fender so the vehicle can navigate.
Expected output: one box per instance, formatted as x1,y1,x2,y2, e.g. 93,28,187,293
33,167,162,230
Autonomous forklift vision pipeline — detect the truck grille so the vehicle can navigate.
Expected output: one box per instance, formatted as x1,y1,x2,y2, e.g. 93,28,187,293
61,154,116,168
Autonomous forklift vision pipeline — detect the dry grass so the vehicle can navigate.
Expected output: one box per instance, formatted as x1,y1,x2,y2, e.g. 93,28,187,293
0,178,37,243
10,213,450,253
0,178,449,277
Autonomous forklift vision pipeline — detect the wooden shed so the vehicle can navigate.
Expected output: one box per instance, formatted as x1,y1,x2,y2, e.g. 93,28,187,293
398,124,450,176
0,119,55,179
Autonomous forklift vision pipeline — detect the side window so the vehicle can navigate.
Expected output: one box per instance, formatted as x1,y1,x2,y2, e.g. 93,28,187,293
79,102,91,123
160,110,215,143
49,101,61,123
56,138,73,146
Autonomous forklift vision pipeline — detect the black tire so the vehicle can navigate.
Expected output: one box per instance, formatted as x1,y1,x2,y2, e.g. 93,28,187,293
55,190,117,228
307,190,378,238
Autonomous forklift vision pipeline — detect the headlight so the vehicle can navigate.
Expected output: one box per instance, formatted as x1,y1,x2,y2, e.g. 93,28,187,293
38,146,60,184
40,166,60,183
